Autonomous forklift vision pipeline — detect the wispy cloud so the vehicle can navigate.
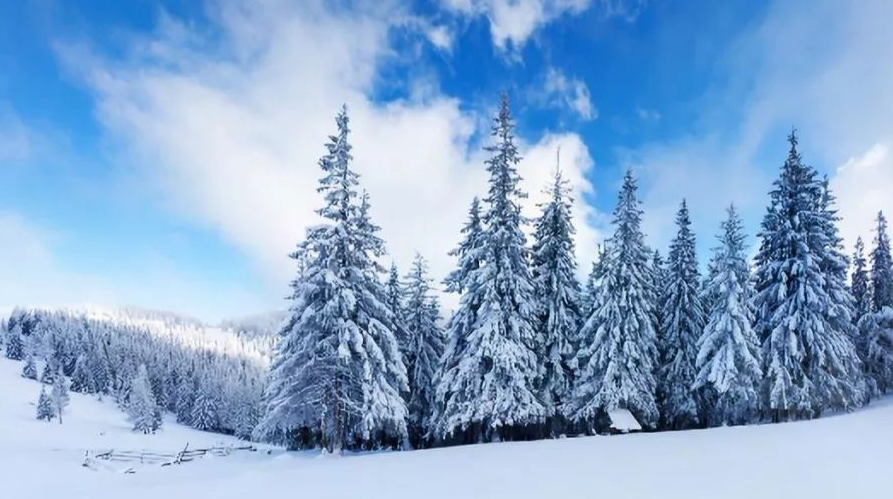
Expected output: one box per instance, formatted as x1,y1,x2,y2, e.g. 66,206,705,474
0,109,34,162
620,0,893,253
58,0,606,313
533,67,597,121
635,107,660,123
439,0,646,56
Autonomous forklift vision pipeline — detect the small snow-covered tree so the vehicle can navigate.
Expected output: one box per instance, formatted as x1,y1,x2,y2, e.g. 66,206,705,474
870,212,893,311
857,310,893,395
88,348,110,395
191,373,219,432
652,250,668,336
51,376,70,424
22,353,38,380
5,326,24,360
36,386,55,422
857,212,893,395
128,364,161,433
385,262,411,357
70,355,94,394
40,357,58,385
851,237,871,321
530,167,581,435
403,254,445,447
658,200,706,430
175,379,195,424
566,169,659,431
693,206,762,426
434,94,546,443
580,244,608,320
232,378,261,440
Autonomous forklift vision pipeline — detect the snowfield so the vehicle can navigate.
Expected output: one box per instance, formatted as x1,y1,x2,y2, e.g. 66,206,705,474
2,356,891,499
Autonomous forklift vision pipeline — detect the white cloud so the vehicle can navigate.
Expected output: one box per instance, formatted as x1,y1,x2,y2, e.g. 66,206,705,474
620,0,893,255
61,0,604,313
442,0,591,53
426,25,455,51
538,67,597,121
519,133,606,270
624,136,772,253
831,143,893,249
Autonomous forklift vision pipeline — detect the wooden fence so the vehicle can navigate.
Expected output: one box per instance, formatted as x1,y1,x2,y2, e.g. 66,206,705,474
83,443,256,472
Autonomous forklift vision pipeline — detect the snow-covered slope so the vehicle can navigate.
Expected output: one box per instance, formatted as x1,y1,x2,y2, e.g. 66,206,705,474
3,356,891,499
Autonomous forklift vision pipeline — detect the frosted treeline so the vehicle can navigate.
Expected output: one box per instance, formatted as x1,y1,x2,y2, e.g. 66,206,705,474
2,307,273,437
3,95,893,454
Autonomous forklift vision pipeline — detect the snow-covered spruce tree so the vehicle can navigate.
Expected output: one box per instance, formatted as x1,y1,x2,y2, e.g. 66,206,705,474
232,377,261,440
191,375,219,432
36,386,55,422
693,206,762,426
851,237,871,321
128,364,161,433
70,354,95,394
40,357,58,385
566,169,659,431
51,375,69,424
385,262,411,357
858,308,893,395
651,249,668,332
403,253,446,447
433,94,546,443
88,347,110,395
658,200,706,430
857,212,893,395
870,212,893,311
22,353,38,380
175,379,195,424
5,326,23,360
443,197,485,295
580,244,608,320
253,106,408,453
754,131,865,421
817,179,869,403
530,167,581,436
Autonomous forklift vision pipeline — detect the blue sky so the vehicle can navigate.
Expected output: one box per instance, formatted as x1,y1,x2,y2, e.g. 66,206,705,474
1,0,892,321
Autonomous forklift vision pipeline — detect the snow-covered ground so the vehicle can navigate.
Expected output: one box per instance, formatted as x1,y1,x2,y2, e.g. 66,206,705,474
2,356,891,499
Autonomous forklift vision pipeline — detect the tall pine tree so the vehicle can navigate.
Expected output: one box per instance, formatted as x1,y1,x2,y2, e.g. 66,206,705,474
254,106,408,452
129,364,161,433
851,237,871,321
443,197,485,295
658,200,706,430
693,206,762,426
754,131,865,421
870,212,893,311
857,211,893,395
403,254,445,447
580,245,608,319
530,167,581,435
434,94,545,443
566,169,659,431
385,262,410,357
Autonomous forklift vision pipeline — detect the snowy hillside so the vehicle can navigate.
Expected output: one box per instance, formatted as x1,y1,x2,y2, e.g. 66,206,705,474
3,355,892,499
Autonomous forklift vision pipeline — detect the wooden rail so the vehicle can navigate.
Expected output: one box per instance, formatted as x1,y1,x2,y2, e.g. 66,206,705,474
83,443,256,472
